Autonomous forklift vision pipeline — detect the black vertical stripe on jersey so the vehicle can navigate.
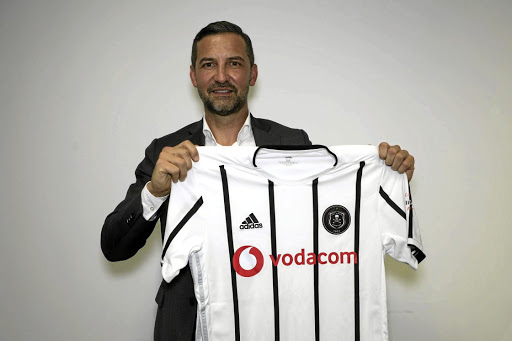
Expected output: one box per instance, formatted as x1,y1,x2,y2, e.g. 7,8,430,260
220,165,240,341
408,183,413,238
268,180,280,341
250,213,259,223
354,161,365,341
379,187,406,219
406,184,426,263
312,178,320,341
161,197,203,260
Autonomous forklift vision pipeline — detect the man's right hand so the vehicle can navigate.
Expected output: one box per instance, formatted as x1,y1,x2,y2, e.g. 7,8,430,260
147,140,199,197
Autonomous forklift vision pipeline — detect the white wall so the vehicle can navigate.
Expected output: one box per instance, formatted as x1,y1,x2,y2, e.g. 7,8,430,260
1,1,511,340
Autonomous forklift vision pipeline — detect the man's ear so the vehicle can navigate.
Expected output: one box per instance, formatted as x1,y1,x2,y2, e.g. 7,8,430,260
249,64,258,86
190,65,198,88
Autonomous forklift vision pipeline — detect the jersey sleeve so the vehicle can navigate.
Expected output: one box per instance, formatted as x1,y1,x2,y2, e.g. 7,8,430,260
161,173,205,283
378,164,425,269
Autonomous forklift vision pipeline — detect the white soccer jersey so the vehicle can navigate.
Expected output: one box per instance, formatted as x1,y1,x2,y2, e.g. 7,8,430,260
161,145,425,341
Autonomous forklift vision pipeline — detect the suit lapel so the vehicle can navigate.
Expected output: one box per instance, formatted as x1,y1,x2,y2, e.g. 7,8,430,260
251,114,281,146
186,119,206,146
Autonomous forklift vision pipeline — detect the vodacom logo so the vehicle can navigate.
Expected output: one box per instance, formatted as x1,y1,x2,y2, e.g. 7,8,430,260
233,245,264,277
233,245,357,278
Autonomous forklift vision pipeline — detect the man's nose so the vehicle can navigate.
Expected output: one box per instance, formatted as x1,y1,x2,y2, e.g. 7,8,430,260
213,65,228,83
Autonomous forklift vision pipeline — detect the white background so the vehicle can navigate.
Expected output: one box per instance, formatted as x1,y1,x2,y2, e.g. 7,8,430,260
1,1,511,340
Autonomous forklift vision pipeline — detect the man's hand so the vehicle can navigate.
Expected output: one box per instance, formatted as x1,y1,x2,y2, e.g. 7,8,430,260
378,142,415,182
147,140,199,197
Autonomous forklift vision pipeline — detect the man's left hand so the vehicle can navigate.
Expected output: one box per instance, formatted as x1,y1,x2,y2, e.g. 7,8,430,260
378,142,415,182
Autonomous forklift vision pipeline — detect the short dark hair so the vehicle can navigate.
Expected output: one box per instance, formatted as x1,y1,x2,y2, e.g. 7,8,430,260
191,21,254,68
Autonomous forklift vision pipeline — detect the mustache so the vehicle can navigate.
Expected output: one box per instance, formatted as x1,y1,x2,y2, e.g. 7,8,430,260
207,82,237,93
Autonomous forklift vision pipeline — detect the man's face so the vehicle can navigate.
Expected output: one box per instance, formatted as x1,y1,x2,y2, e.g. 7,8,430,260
190,33,258,116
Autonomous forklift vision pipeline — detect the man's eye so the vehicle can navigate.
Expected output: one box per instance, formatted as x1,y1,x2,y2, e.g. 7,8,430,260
231,62,240,66
203,63,213,68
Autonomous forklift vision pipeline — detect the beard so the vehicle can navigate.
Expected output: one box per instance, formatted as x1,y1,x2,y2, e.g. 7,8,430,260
197,81,249,116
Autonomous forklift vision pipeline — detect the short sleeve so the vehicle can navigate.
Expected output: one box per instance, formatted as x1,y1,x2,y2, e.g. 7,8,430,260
378,164,425,269
161,172,205,283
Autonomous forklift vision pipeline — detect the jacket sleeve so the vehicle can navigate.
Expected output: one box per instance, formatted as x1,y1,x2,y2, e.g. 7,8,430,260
101,139,165,261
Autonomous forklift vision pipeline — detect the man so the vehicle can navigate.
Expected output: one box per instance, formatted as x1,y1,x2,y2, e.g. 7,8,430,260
101,21,415,340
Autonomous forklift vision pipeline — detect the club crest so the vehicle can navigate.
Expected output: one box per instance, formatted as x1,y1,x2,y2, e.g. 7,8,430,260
322,205,351,235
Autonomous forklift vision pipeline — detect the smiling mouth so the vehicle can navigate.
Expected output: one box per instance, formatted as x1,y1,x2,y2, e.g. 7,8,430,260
211,89,234,94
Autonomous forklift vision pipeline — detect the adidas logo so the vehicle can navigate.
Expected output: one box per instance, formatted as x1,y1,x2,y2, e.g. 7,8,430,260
240,213,263,229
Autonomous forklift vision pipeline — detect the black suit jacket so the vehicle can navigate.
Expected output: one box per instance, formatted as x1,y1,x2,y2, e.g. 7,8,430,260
101,115,311,340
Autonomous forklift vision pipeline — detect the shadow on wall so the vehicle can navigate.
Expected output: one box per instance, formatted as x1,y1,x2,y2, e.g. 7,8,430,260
385,255,424,285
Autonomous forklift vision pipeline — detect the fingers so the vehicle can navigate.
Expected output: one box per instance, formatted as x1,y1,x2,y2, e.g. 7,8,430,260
156,151,188,183
378,142,390,160
390,148,407,171
395,151,415,182
383,144,402,169
397,154,414,175
405,168,415,182
378,141,415,182
159,142,198,182
149,141,199,196
179,140,200,162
